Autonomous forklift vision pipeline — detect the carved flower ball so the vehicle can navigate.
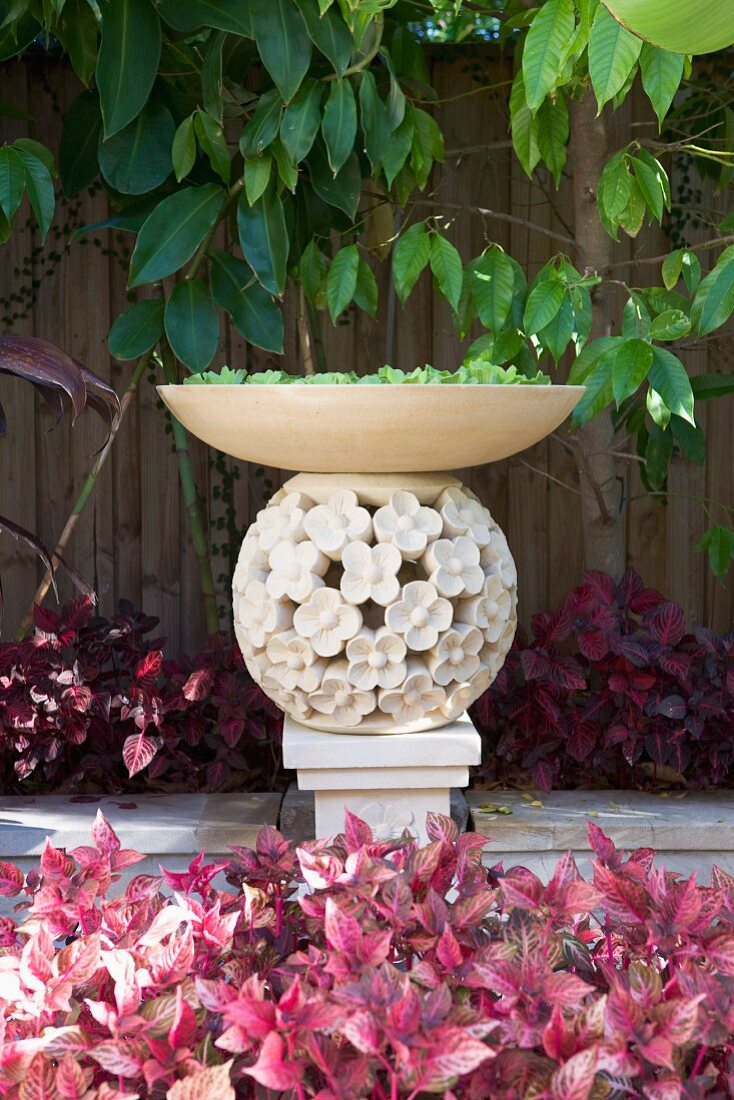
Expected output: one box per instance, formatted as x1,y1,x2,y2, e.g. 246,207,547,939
231,480,518,732
357,801,415,841
385,580,452,652
303,489,372,559
373,490,442,558
293,587,363,658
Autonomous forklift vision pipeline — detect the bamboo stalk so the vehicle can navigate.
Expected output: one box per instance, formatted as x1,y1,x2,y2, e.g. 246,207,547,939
16,354,150,640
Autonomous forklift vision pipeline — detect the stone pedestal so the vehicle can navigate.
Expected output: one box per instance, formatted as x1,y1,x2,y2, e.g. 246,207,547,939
282,714,481,843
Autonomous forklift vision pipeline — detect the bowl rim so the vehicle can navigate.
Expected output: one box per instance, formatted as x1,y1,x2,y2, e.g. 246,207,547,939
157,382,586,393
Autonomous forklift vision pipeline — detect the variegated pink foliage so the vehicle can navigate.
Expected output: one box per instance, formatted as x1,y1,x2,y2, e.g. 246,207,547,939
1,812,734,1097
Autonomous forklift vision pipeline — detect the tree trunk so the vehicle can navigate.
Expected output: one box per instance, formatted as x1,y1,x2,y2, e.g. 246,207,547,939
568,90,626,578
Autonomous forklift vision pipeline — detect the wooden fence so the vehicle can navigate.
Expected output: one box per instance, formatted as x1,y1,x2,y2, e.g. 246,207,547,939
1,48,732,653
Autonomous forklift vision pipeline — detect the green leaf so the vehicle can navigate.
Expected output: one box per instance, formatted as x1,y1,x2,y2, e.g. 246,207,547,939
568,335,619,384
630,154,665,223
509,72,540,178
691,373,734,400
58,0,99,86
572,351,614,423
271,138,298,192
129,183,225,287
622,292,651,338
588,5,642,112
670,414,706,466
280,79,323,165
172,115,196,182
648,345,695,425
537,295,574,362
648,309,691,341
0,146,25,222
244,155,272,206
392,221,430,306
536,94,569,186
691,253,734,335
410,107,444,189
611,337,653,406
429,233,463,313
59,90,101,197
240,88,282,157
210,250,283,352
297,0,352,76
469,246,515,332
382,112,413,188
597,150,631,234
15,150,55,241
522,0,575,111
108,298,165,359
326,243,359,322
646,386,670,428
308,141,360,218
661,248,683,291
164,279,219,371
639,43,684,129
154,0,252,34
99,99,174,194
680,250,701,294
644,422,673,490
299,238,328,306
97,0,161,137
237,184,289,296
353,256,377,317
695,525,734,582
201,31,224,123
322,79,357,175
359,70,389,172
618,178,646,237
250,0,312,103
194,110,230,183
523,278,565,335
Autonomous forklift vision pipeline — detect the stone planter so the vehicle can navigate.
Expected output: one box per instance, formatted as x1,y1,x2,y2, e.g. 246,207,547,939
158,382,583,836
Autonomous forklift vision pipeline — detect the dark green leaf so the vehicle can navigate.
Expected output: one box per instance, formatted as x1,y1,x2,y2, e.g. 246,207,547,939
201,32,224,122
509,71,540,179
639,43,684,129
154,0,252,34
271,138,298,192
611,337,653,406
99,99,174,195
537,295,574,362
680,250,701,294
353,256,377,317
630,154,665,223
194,110,230,183
129,183,225,287
237,184,289,296
691,251,734,335
164,279,219,370
240,88,282,157
15,150,55,241
429,233,462,313
326,243,359,322
172,115,196,182
469,245,515,332
382,113,413,188
536,95,568,186
0,147,25,222
588,5,642,111
59,90,102,197
661,248,683,291
392,221,430,306
210,250,283,352
322,79,357,175
244,155,272,205
299,237,328,306
568,335,619,384
691,373,734,400
108,298,165,359
572,351,614,423
280,79,323,164
648,345,695,425
522,0,575,111
359,70,389,173
670,414,706,466
410,107,444,188
297,0,352,76
97,0,161,136
648,309,690,341
644,423,673,490
308,141,360,218
58,0,99,86
523,278,565,335
695,525,734,582
250,0,312,103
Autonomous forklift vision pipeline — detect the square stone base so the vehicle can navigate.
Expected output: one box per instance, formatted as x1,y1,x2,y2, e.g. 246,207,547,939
282,715,481,844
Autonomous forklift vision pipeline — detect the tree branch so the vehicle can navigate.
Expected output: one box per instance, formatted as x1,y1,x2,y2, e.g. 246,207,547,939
409,198,575,247
606,233,734,271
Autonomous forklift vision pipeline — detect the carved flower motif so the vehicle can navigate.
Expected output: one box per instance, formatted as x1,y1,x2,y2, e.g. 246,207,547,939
440,681,476,719
480,529,517,587
293,588,363,657
346,627,407,690
428,623,483,686
266,540,328,603
455,573,513,642
270,685,313,723
439,488,493,547
373,490,442,558
379,660,446,724
255,492,311,552
233,531,269,587
236,579,293,648
310,661,376,726
423,536,485,598
357,801,415,841
303,490,372,560
340,541,402,606
242,648,271,686
385,580,452,652
265,630,325,692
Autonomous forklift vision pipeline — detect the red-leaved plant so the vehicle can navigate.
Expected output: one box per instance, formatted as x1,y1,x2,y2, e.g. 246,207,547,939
0,811,733,1097
0,597,281,794
471,569,734,792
